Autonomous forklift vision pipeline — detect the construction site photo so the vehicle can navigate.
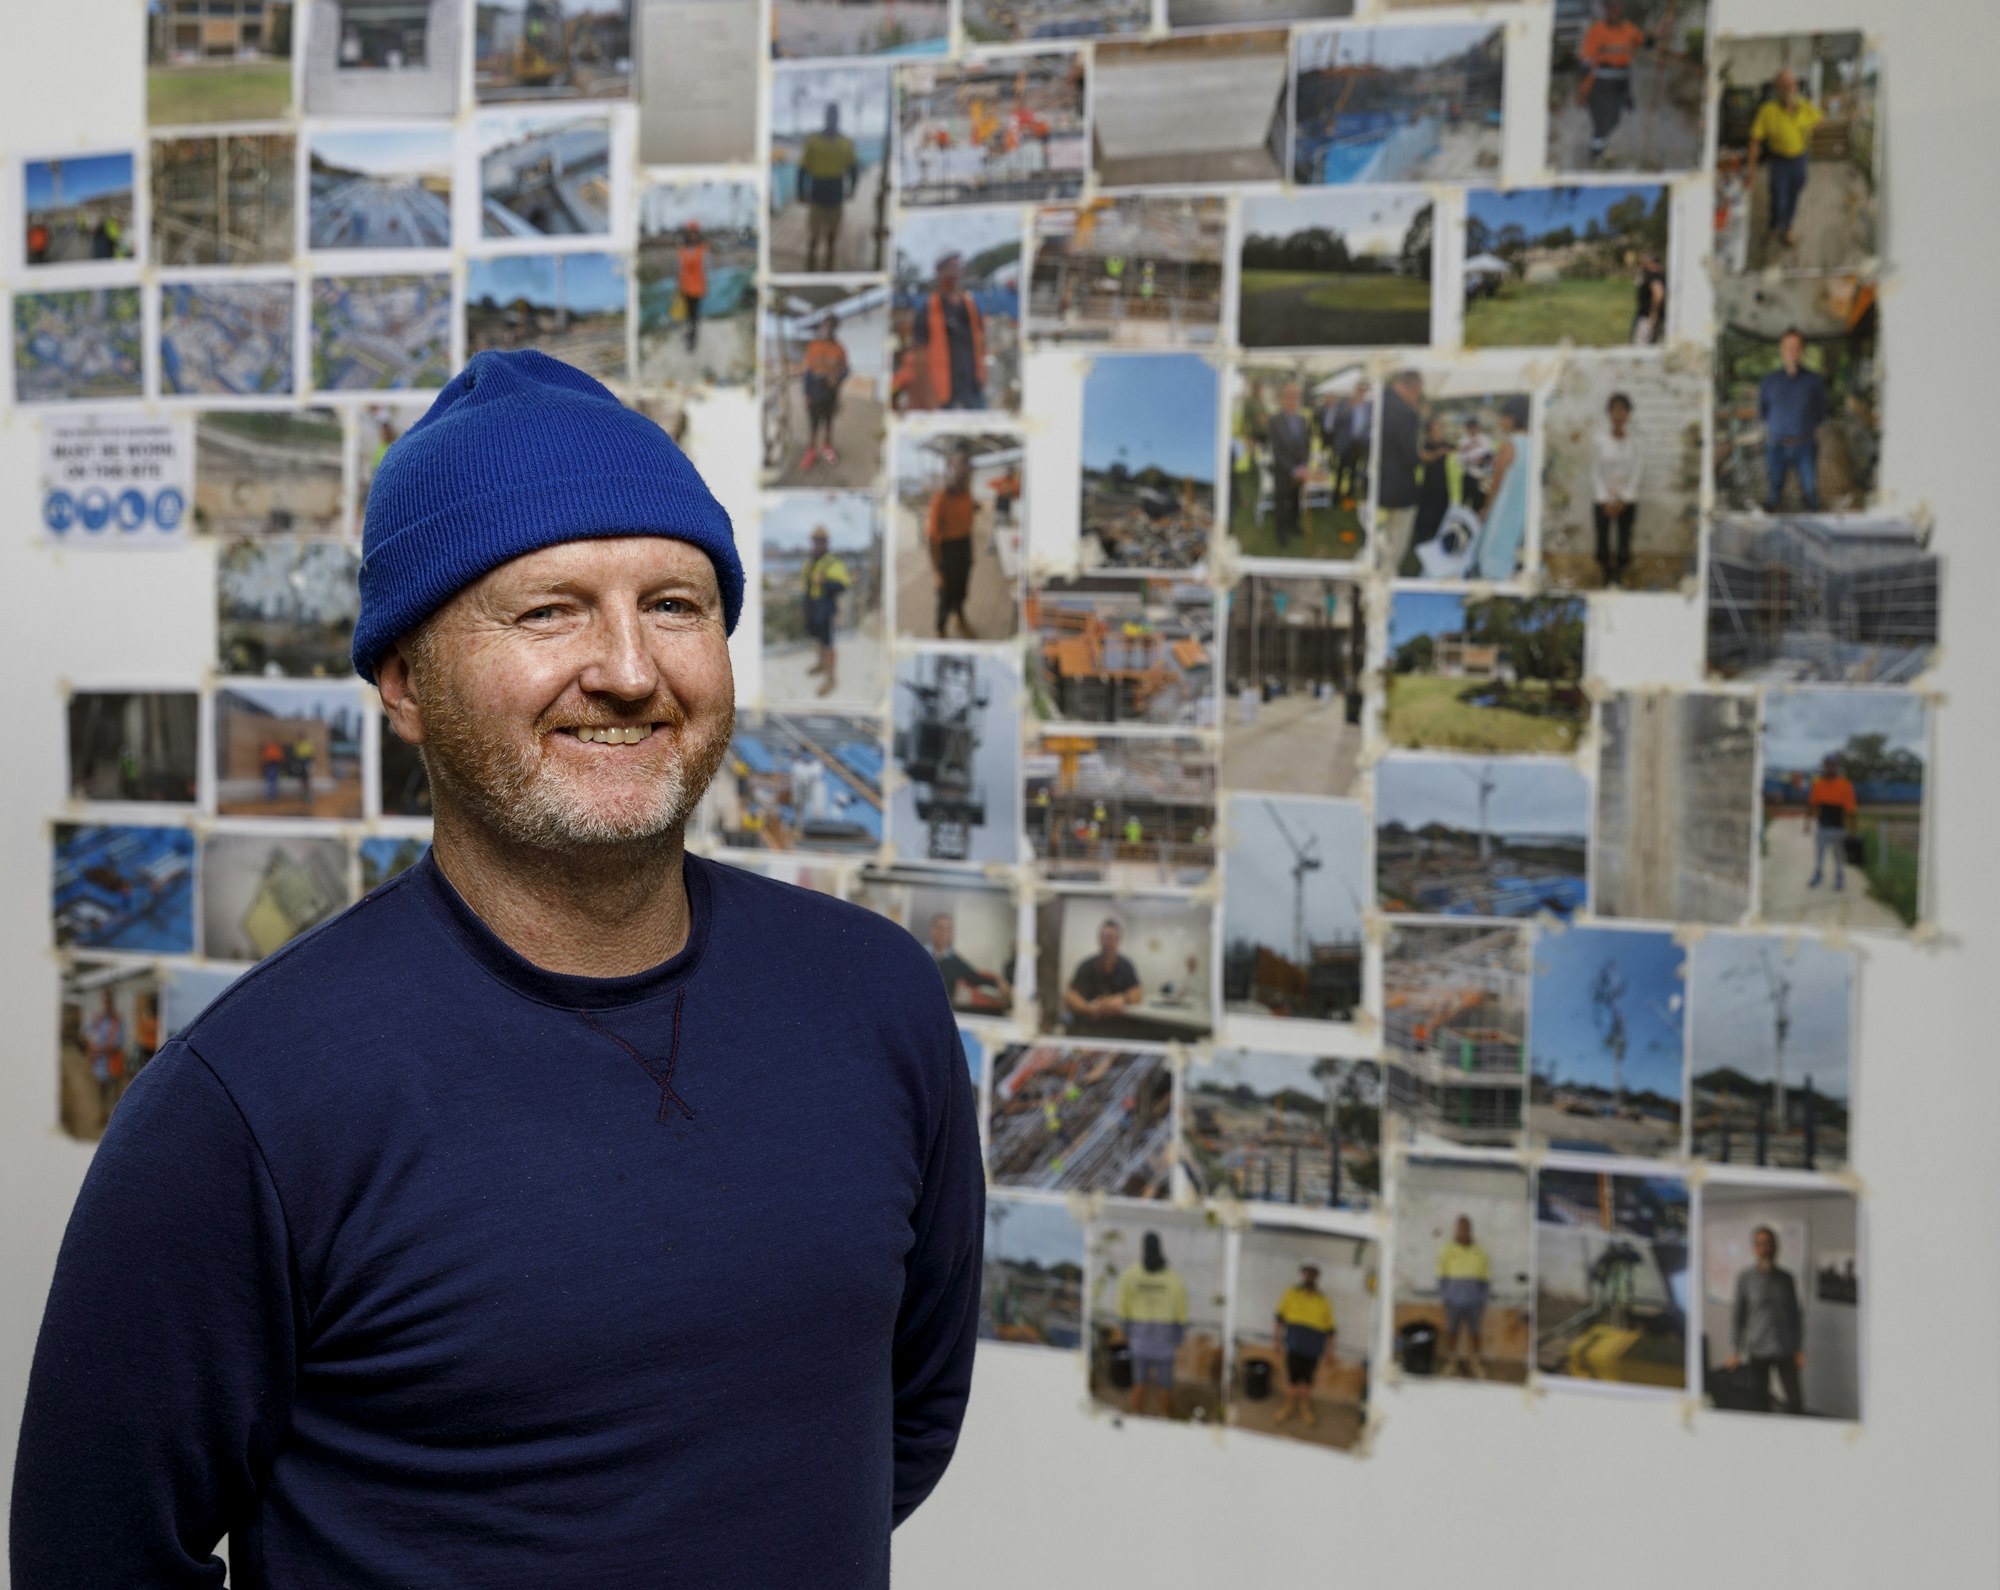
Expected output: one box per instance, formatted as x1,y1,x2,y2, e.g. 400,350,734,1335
634,178,757,388
479,110,613,237
768,63,892,276
1028,197,1225,348
1592,690,1755,925
1091,30,1290,188
24,153,135,266
1079,351,1217,572
311,273,453,391
162,280,295,397
53,823,196,955
1391,1157,1532,1385
760,490,886,708
1222,575,1365,795
474,0,631,101
980,1195,1083,1352
1528,925,1686,1158
1025,732,1214,887
1087,1213,1226,1424
1535,1168,1689,1391
963,0,1147,43
201,831,354,962
13,290,143,405
152,134,297,267
217,539,363,679
58,959,164,1143
991,1042,1176,1201
1029,575,1215,728
1222,794,1368,1028
1547,0,1708,175
304,0,463,117
67,690,199,805
1181,1049,1380,1211
890,206,1022,411
360,835,428,891
1036,893,1213,1043
890,651,1020,867
1375,753,1589,919
892,431,1024,640
1383,922,1527,1151
1387,591,1589,755
774,0,947,60
895,53,1089,207
214,683,366,820
1231,1227,1376,1452
1293,21,1503,186
1227,364,1371,561
465,252,627,382
761,283,889,489
1238,188,1433,348
709,709,885,854
308,127,453,250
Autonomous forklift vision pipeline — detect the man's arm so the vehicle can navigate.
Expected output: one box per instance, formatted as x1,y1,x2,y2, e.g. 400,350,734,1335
11,1040,300,1588
890,1020,984,1527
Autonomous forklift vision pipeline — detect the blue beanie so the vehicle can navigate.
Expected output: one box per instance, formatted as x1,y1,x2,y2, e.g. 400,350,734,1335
350,349,742,682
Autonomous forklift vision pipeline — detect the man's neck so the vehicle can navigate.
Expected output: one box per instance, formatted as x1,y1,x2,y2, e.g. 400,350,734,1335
429,806,692,979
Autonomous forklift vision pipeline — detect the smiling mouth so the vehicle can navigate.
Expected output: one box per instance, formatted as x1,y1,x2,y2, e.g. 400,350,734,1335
560,724,659,745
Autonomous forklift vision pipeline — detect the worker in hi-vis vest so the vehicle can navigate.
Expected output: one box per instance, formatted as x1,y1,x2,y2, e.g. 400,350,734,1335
676,222,709,354
910,250,984,411
1117,1231,1188,1419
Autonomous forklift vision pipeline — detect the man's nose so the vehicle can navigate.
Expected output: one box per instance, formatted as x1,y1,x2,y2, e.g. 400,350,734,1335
576,609,661,703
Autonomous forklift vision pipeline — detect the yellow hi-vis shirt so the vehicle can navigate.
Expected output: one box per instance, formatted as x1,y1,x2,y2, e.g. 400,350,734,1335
1275,1285,1335,1335
1116,1265,1188,1325
1437,1241,1491,1282
800,132,856,180
1749,96,1823,159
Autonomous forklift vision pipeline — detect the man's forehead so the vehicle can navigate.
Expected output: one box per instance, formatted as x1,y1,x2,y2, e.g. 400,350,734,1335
476,535,717,595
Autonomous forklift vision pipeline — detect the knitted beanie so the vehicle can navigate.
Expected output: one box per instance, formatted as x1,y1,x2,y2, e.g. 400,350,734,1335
350,350,742,682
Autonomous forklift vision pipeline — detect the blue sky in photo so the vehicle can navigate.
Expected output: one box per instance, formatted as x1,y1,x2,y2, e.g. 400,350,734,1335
1081,353,1218,482
466,251,627,314
1762,689,1927,776
310,127,452,177
1532,926,1684,1095
1388,589,1467,650
1467,184,1664,245
1688,934,1852,1097
1299,22,1501,75
26,153,133,210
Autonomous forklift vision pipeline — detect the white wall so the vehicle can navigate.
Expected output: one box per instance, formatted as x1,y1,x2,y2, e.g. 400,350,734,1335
3,4,1998,1590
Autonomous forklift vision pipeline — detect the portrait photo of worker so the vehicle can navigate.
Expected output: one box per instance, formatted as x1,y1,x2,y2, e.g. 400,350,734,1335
892,432,1025,641
759,491,885,708
851,867,1020,1020
636,177,759,389
769,63,892,275
1088,1215,1227,1424
1036,894,1213,1042
761,284,889,489
1547,0,1708,176
1390,1157,1532,1385
893,207,1022,413
1230,1227,1377,1452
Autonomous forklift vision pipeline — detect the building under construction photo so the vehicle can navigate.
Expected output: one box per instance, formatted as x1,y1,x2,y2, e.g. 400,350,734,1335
1030,576,1215,727
1025,732,1214,887
1028,196,1227,347
989,1043,1175,1201
1383,922,1527,1150
1180,1049,1379,1211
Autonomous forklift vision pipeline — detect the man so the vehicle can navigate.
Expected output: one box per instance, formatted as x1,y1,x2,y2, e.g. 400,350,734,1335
1805,752,1857,892
1116,1231,1187,1419
1456,412,1494,515
800,313,849,473
797,102,859,273
1437,1214,1492,1378
910,251,984,411
1272,1261,1336,1429
11,350,982,1587
1377,370,1426,572
84,989,125,1120
801,523,851,697
1631,252,1666,344
292,732,316,801
677,221,708,355
926,446,978,639
1265,382,1313,550
260,736,284,802
1577,0,1649,163
1064,916,1143,1033
1592,391,1643,588
1335,378,1372,502
1759,327,1827,511
927,910,1011,1013
1723,1225,1807,1414
1745,68,1823,252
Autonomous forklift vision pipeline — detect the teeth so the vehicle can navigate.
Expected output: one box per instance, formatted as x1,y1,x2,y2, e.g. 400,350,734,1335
570,725,653,744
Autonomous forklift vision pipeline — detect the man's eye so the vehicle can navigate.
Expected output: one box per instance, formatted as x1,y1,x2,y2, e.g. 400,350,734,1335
652,597,687,614
521,606,559,622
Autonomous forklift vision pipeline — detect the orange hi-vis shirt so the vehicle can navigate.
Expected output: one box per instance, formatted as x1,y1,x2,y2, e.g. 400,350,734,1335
803,337,848,383
678,243,708,298
1808,775,1857,828
1582,19,1646,73
928,488,975,547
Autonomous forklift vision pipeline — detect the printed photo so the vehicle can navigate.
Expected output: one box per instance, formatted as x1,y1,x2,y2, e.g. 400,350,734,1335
352,399,427,526
1689,934,1854,1173
1535,1168,1689,1390
1549,0,1709,175
59,960,166,1142
1088,1213,1226,1422
993,1043,1176,1199
892,431,1023,641
890,651,1021,868
1035,893,1212,1043
13,290,143,404
961,1026,984,1090
636,0,759,165
1529,925,1684,1157
1712,275,1879,515
637,179,758,389
1706,516,1938,685
214,683,366,819
1386,593,1589,755
1392,1157,1531,1383
852,868,1018,1020
1228,363,1369,561
709,709,884,854
53,823,196,954
152,134,297,267
891,207,1022,412
761,283,888,489
312,273,454,391
1169,0,1354,26
308,127,453,251
161,279,295,397
964,0,1146,42
1239,189,1434,349
479,110,613,238
1375,754,1590,919
710,852,846,896
1029,576,1216,728
981,1196,1083,1351
775,0,946,59
195,409,345,539
769,64,892,276
378,712,432,817
1028,197,1225,349
164,965,244,1030
466,252,626,382
896,54,1089,208
25,153,136,266
474,0,631,101
1374,367,1531,580
1760,689,1927,932
1383,922,1528,1150
1079,353,1218,573
202,830,356,962
1232,1226,1378,1451
1594,692,1755,924
1541,355,1702,592
760,491,885,708
67,690,200,805
1463,184,1671,349
1293,23,1503,186
1092,31,1291,188
148,0,295,124
1223,575,1364,797
1183,1049,1380,1210
360,834,429,890
1026,733,1214,887
1714,33,1878,275
1222,795,1367,1027
218,539,363,678
304,0,464,116
1700,1183,1861,1419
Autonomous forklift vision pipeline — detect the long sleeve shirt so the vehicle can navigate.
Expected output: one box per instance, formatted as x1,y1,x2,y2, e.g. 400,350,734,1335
1732,1265,1804,1359
1266,409,1313,478
1759,365,1829,442
12,850,984,1589
1592,427,1644,505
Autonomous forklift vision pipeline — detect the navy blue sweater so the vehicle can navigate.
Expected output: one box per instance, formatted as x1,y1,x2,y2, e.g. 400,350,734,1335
11,851,983,1588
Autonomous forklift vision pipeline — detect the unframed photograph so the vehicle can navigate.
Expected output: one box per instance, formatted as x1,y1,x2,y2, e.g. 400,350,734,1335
217,539,363,678
67,690,200,805
1035,894,1213,1044
1528,925,1685,1158
761,284,888,490
25,153,136,266
759,491,886,709
1382,922,1528,1150
152,134,297,267
963,0,1147,43
1238,189,1433,349
1221,575,1365,797
768,64,892,276
1181,1049,1380,1210
1391,1157,1531,1384
896,55,1089,208
1386,593,1588,755
1375,754,1589,919
1026,733,1213,888
980,1195,1083,1351
1373,367,1531,580
474,0,631,101
465,253,626,383
312,274,454,392
851,868,1018,1019
708,710,884,854
13,290,143,404
1535,1168,1690,1390
1231,1226,1377,1451
478,110,613,239
1091,31,1291,189
304,0,464,117
58,960,165,1142
1222,795,1368,1027
1088,1213,1226,1423
195,410,345,539
202,830,355,962
308,127,453,251
1548,0,1709,176
1293,23,1503,186
161,279,295,398
774,0,946,59
891,207,1022,412
1227,363,1370,561
213,683,366,820
637,179,757,389
892,431,1023,641
1463,185,1670,349
889,650,1021,868
1029,576,1217,729
147,0,294,125
53,823,196,954
1079,353,1218,572
992,1042,1175,1199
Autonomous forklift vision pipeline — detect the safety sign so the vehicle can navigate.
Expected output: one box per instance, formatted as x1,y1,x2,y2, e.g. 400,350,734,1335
40,415,192,545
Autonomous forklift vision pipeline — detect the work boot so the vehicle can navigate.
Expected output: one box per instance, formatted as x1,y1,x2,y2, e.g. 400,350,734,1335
1274,1400,1295,1424
1470,1356,1487,1380
816,675,837,698
1301,1402,1319,1428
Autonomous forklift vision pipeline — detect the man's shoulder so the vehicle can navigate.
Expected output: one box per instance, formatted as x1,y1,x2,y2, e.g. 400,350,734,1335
699,855,937,979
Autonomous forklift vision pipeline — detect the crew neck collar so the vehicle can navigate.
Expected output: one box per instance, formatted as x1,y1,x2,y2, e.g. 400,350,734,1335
411,846,713,1011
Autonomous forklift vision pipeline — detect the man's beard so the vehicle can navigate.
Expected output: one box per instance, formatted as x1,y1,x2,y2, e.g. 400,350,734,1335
410,665,734,851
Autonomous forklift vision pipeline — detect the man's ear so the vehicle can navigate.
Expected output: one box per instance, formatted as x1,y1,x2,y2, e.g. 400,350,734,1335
375,637,426,747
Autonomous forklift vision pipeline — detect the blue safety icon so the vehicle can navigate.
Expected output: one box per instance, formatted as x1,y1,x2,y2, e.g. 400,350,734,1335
116,489,148,532
154,487,185,532
77,487,113,533
43,490,76,533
